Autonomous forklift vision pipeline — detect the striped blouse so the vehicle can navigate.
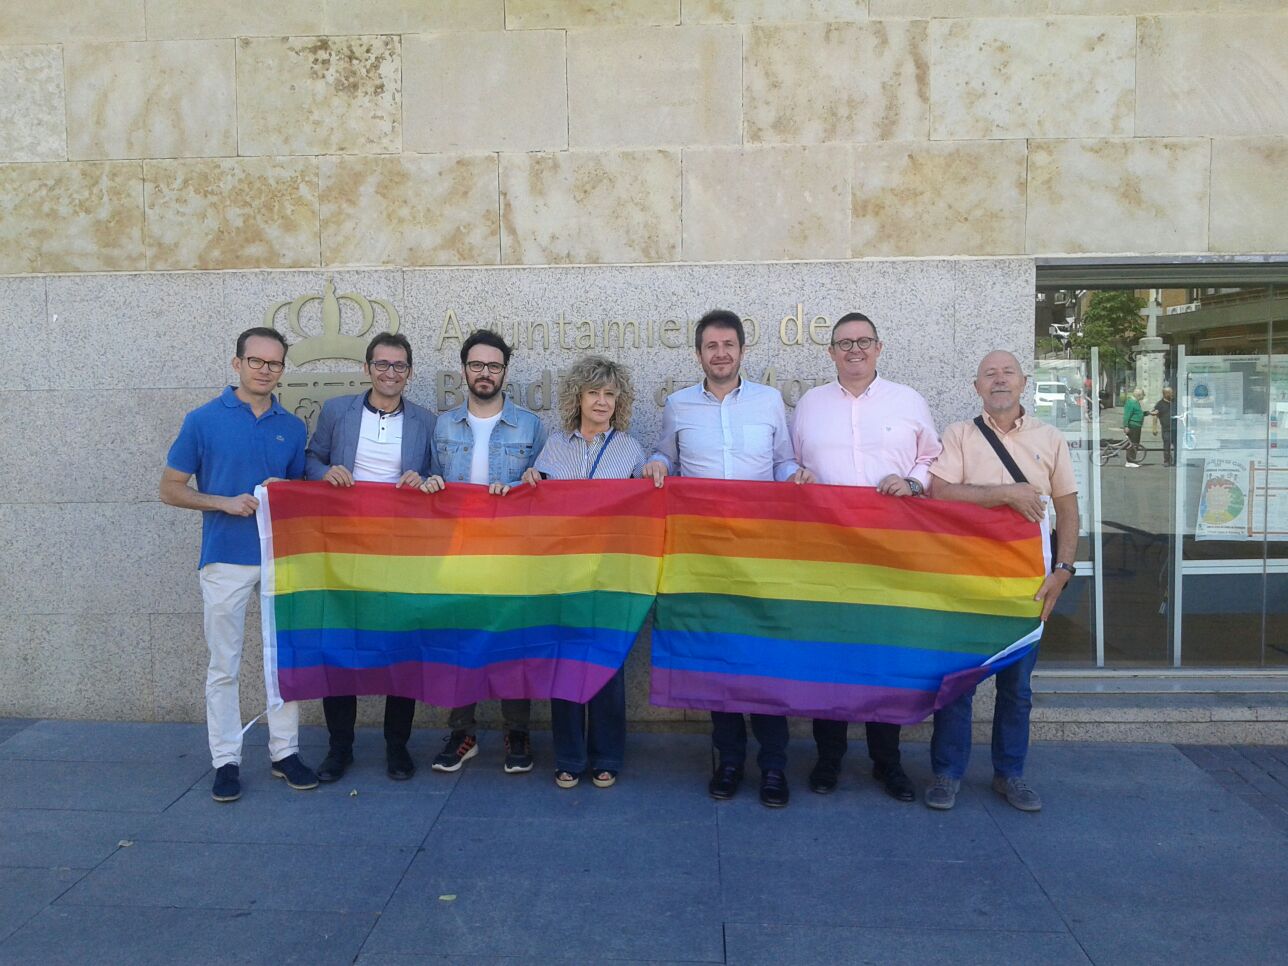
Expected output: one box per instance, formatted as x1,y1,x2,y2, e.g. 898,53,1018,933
533,428,647,481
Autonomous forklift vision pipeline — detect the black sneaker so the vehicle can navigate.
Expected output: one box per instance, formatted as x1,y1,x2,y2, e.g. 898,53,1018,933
212,763,241,802
503,730,534,773
270,753,319,790
431,730,478,773
316,750,353,783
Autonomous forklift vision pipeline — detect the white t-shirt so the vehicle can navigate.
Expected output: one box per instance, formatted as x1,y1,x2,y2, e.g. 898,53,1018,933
466,410,501,485
353,405,403,483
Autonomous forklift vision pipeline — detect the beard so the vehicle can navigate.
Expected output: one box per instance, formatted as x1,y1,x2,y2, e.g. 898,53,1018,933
469,378,502,401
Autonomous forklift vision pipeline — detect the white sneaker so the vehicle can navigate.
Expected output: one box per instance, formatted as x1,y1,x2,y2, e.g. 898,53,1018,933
1125,462,1140,468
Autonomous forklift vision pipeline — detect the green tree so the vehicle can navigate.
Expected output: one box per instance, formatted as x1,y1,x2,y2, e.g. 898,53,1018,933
1070,291,1146,370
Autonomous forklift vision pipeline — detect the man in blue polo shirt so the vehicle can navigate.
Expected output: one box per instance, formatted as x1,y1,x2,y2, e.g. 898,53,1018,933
161,326,318,803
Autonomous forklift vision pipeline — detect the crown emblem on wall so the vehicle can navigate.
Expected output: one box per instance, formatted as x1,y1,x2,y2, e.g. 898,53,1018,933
264,279,401,366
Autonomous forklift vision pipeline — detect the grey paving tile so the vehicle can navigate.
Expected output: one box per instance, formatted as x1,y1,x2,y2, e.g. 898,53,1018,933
358,957,690,965
0,759,207,812
0,868,83,943
0,719,36,746
719,853,1066,933
723,923,1091,965
715,787,1005,862
1011,742,1214,789
0,720,207,763
419,815,717,882
57,841,416,914
364,858,724,962
135,783,449,848
0,906,375,965
0,809,150,870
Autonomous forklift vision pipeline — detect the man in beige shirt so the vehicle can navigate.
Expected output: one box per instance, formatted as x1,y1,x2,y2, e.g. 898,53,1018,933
925,350,1079,813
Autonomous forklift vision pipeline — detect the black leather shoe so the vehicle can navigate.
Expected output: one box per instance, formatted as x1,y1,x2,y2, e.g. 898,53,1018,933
708,762,743,800
873,762,916,802
316,751,353,783
760,769,790,808
386,746,415,781
809,758,841,794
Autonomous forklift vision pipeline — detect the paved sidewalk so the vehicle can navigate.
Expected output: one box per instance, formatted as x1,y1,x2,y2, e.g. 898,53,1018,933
1,718,1286,965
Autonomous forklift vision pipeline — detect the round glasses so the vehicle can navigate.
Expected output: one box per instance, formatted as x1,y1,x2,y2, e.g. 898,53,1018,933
831,337,878,352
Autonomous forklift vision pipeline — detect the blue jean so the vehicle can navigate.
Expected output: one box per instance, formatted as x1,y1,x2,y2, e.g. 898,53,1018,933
930,646,1039,780
550,667,626,774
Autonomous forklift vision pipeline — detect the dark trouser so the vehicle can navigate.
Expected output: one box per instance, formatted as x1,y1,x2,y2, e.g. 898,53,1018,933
1161,431,1174,464
711,712,788,772
447,700,531,734
812,718,902,768
323,695,416,754
551,667,626,774
1126,425,1142,451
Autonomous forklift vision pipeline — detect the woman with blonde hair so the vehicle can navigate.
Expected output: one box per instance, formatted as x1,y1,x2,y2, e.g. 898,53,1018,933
522,355,647,788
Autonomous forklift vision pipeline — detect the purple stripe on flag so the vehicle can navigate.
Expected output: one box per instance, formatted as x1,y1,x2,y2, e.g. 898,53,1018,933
279,658,619,706
650,663,1012,725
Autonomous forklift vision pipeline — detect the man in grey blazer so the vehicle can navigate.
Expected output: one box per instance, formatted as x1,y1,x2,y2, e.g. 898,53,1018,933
305,332,436,782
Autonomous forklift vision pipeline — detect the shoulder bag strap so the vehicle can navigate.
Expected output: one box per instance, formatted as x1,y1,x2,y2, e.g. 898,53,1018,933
973,416,1028,485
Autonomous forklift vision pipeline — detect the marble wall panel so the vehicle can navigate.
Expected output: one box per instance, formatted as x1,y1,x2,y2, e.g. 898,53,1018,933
567,26,741,148
0,615,154,720
499,150,682,265
930,17,1135,140
682,145,851,262
685,0,867,22
1210,138,1288,253
144,158,321,271
1026,138,1209,254
321,0,504,33
744,20,929,144
236,36,401,157
0,46,67,163
851,140,1027,257
321,155,499,268
872,0,1046,12
0,389,213,504
0,1,144,43
0,277,47,391
143,0,323,40
64,41,236,161
402,31,567,154
0,502,196,617
0,162,145,274
36,273,228,391
504,0,680,28
1137,15,1288,137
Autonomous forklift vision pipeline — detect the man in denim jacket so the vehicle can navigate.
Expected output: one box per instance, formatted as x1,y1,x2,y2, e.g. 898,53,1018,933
422,329,548,776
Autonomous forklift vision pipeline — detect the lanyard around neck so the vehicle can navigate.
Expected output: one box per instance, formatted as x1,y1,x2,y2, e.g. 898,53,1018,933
586,429,617,480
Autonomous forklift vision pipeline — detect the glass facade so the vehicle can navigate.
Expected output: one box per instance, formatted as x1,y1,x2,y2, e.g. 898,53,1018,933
1035,281,1287,670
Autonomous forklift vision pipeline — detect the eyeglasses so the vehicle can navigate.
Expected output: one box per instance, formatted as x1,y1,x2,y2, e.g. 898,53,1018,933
242,356,285,373
831,337,878,352
465,361,506,374
370,360,410,374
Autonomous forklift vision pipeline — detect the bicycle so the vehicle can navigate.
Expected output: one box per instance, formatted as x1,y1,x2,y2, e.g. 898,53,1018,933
1096,432,1147,466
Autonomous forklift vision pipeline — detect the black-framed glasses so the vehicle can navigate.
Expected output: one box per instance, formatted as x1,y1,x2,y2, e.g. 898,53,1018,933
465,361,506,374
831,337,878,352
242,356,285,373
370,360,410,374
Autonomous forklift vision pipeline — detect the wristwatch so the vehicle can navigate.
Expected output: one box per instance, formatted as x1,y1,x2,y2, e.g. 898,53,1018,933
1053,562,1077,576
903,477,924,496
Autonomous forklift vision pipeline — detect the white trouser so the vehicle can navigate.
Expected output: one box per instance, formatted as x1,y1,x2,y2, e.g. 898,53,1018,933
199,562,299,768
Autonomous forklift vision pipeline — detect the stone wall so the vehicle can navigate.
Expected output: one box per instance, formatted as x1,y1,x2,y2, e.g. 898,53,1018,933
2,1,1287,272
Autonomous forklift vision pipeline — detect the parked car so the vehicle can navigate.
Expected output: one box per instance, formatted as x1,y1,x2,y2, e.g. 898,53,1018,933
1035,381,1071,421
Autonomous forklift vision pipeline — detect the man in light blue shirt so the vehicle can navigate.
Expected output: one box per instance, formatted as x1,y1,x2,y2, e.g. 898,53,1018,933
642,309,807,808
422,329,547,776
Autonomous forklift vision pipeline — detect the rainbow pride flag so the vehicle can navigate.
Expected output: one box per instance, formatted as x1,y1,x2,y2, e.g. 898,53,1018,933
650,479,1047,725
255,479,1046,721
256,480,664,709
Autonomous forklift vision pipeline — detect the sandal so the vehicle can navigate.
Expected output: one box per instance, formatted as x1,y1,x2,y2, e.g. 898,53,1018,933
555,770,580,789
592,770,617,788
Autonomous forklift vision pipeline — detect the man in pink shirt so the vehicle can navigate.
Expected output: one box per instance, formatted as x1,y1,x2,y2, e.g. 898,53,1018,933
790,311,942,802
